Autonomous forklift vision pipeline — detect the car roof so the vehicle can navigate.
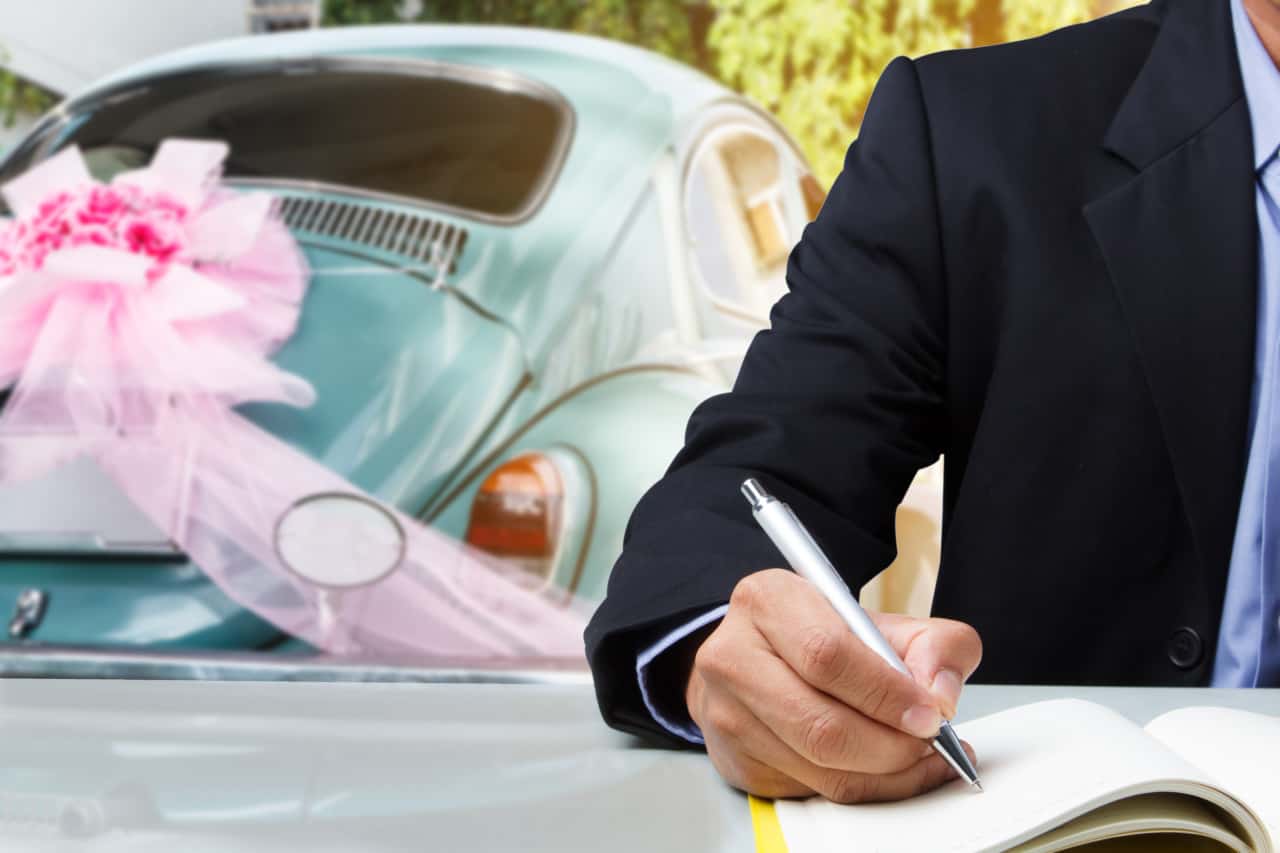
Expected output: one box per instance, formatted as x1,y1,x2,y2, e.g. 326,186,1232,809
88,24,734,127
72,27,751,369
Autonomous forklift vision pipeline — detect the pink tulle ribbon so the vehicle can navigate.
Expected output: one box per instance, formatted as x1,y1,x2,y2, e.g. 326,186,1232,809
0,140,586,658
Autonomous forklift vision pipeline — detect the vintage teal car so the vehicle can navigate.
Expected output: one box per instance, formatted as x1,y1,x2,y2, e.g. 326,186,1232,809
0,25,825,660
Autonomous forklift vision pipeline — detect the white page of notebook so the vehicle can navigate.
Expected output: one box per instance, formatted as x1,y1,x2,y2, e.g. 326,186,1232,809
1146,706,1280,839
773,698,1248,853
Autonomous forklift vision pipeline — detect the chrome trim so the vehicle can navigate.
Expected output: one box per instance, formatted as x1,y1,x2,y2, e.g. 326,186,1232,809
2,55,576,226
332,199,357,239
674,102,813,328
273,193,468,288
676,94,816,181
420,217,442,263
315,198,341,234
291,239,510,329
8,589,48,639
272,491,407,590
547,443,598,596
0,645,590,684
357,205,382,245
414,215,434,256
422,363,706,521
0,532,184,560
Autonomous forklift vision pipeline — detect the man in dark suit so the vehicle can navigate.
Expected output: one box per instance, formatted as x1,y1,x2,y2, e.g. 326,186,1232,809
585,0,1280,804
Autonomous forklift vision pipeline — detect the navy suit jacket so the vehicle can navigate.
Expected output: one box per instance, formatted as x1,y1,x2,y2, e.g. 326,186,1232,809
585,0,1261,746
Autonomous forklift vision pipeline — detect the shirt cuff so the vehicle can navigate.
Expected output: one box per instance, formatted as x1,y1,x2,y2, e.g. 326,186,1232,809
635,604,730,745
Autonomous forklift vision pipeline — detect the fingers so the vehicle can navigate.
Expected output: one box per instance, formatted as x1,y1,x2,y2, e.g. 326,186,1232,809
722,644,934,774
844,750,959,803
688,569,986,806
734,570,944,738
797,740,977,805
873,612,983,719
698,690,817,800
703,685,965,804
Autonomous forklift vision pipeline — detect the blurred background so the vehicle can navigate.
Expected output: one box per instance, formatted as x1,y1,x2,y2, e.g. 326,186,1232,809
0,0,1142,663
0,0,1141,179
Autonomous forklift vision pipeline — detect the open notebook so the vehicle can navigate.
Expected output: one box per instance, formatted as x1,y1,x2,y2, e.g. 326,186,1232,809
769,699,1280,852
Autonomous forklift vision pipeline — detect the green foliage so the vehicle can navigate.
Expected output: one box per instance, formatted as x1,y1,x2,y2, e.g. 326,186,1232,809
416,0,704,69
708,0,1138,185
0,53,56,129
1001,0,1099,41
322,0,406,26
320,0,1140,187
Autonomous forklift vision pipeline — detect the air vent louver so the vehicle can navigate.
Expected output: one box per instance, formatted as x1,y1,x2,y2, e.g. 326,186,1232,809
274,195,467,288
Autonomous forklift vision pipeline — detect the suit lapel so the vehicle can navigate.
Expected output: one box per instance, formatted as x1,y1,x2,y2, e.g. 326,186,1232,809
1083,0,1258,608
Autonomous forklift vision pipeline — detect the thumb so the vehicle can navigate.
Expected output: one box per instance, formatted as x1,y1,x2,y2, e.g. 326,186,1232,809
872,613,983,720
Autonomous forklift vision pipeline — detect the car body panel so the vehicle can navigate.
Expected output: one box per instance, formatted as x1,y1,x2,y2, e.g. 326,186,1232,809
0,556,280,648
0,25,820,656
240,243,528,513
429,366,725,601
22,27,714,374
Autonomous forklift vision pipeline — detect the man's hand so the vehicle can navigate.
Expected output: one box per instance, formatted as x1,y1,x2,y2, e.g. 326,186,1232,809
686,569,982,803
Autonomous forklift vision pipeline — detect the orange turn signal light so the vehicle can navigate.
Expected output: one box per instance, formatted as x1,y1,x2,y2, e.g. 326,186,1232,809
464,452,564,579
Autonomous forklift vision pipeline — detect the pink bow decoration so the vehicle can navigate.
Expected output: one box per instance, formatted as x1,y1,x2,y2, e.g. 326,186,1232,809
0,140,587,659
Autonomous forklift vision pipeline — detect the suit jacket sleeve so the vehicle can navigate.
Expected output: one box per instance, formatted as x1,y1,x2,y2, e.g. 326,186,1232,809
584,56,950,746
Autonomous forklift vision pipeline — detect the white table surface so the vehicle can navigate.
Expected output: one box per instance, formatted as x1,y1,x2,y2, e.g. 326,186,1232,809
0,679,1276,852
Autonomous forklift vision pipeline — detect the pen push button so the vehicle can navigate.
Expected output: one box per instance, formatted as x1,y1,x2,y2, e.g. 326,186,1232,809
1166,626,1203,670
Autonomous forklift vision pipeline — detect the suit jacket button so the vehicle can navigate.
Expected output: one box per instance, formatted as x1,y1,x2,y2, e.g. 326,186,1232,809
1167,627,1203,670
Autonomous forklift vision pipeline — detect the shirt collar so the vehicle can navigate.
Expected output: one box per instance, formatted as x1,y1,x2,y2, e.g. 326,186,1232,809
1233,0,1280,171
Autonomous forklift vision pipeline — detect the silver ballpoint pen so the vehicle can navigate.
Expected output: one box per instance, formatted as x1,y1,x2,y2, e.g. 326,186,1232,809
740,478,982,792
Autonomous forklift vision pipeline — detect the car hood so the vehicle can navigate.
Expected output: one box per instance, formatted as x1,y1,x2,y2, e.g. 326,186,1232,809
240,243,527,516
0,244,525,650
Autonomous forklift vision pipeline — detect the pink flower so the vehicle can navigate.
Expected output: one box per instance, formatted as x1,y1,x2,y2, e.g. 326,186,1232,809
68,223,116,248
34,191,73,221
0,150,250,285
0,181,205,281
121,215,185,263
147,192,189,222
22,225,66,267
33,191,75,234
23,246,48,270
75,186,128,226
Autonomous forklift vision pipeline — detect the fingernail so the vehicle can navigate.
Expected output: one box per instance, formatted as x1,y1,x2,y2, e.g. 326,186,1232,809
930,669,963,717
901,704,941,738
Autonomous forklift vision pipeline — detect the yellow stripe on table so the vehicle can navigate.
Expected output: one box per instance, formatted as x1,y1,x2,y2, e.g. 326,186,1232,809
749,796,788,853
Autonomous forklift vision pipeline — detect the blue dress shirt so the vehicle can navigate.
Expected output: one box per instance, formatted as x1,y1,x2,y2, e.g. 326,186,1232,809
640,0,1280,739
1212,0,1280,687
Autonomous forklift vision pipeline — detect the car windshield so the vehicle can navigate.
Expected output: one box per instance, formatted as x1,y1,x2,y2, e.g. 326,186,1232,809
0,59,572,221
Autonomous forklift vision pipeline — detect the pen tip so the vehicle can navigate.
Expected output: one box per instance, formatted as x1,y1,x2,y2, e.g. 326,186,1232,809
973,781,984,793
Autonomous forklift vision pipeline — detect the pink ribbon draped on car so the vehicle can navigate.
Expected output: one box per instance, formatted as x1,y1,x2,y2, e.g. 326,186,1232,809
0,139,587,658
